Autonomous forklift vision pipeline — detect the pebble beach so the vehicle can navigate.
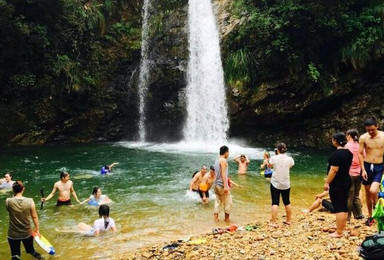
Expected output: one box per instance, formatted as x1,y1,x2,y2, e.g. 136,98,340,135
120,211,376,260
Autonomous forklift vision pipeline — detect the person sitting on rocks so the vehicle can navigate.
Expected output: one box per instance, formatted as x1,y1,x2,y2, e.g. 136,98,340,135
302,190,335,214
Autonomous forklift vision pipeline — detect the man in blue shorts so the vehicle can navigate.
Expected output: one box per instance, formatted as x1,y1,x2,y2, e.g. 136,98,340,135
359,117,384,226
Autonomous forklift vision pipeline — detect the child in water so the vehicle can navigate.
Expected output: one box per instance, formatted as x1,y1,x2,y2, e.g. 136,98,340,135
81,187,112,206
79,205,117,236
56,205,117,236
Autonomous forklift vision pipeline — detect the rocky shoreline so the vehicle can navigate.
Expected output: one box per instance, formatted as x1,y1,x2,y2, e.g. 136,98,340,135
119,211,376,260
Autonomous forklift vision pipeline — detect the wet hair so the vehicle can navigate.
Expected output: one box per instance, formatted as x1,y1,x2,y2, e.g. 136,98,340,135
219,146,229,155
12,180,24,195
99,204,110,229
346,129,359,142
104,165,110,170
92,187,100,195
60,171,69,179
99,204,110,217
5,172,12,178
240,154,245,158
263,151,270,159
201,165,207,170
276,143,287,153
210,165,215,171
364,117,377,127
332,132,347,147
192,171,199,178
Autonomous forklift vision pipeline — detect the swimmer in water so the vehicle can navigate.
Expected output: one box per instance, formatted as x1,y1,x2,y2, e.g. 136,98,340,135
78,205,117,236
81,187,112,206
233,154,250,174
56,205,117,236
100,162,119,175
0,172,15,189
41,171,81,206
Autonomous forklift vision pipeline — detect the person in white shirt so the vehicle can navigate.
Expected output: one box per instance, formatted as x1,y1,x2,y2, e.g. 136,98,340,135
269,143,294,227
58,205,117,236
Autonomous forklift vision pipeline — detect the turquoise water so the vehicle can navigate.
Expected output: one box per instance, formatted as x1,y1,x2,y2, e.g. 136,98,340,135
0,142,330,259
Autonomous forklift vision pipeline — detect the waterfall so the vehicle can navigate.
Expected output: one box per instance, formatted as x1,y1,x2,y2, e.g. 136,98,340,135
137,0,151,142
183,0,229,144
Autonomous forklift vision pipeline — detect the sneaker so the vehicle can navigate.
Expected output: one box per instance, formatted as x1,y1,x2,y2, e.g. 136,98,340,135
365,217,375,226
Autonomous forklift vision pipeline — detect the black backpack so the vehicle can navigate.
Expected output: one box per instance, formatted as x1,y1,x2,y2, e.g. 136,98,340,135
360,234,384,260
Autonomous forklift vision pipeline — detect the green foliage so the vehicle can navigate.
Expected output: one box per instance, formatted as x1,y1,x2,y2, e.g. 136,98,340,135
225,0,384,90
307,63,320,83
0,0,142,132
224,49,253,85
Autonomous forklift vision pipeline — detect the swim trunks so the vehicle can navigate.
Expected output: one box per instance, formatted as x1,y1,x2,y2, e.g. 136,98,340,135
362,162,384,185
198,190,209,199
56,199,72,206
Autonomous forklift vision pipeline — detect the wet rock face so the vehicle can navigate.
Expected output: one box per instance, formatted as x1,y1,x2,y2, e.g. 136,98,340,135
227,75,384,149
139,0,188,142
214,0,384,148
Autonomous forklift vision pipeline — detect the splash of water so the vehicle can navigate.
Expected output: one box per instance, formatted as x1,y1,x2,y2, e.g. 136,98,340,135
183,0,229,144
137,0,151,141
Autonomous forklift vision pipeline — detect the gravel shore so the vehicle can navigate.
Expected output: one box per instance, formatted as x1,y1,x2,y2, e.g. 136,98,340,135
118,210,376,260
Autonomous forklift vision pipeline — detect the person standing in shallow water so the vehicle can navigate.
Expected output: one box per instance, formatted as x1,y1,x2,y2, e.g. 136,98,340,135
6,181,43,260
233,154,250,174
213,146,232,223
41,171,81,206
324,132,352,238
269,143,294,227
359,117,384,226
345,129,364,220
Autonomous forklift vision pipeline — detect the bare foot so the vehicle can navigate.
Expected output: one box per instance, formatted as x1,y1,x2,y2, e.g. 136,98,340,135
283,221,291,225
225,218,230,223
268,223,278,228
329,232,343,238
301,209,309,214
214,218,219,223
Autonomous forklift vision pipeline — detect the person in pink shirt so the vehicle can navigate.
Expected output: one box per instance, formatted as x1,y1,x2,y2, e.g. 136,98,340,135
345,129,364,220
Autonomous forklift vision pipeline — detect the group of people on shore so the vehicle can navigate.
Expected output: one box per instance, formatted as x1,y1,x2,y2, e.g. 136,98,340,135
314,117,384,238
3,163,119,259
190,116,384,240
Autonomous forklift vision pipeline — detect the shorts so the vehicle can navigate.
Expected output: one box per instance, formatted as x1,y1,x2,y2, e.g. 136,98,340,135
198,190,209,199
213,185,232,214
270,184,290,206
329,186,349,213
56,199,72,206
362,162,384,185
321,199,335,213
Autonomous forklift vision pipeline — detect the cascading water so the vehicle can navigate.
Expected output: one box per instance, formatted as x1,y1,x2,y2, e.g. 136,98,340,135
137,0,151,142
183,0,229,144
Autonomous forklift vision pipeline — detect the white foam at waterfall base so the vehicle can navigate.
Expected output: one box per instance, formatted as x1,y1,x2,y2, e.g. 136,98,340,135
116,141,265,159
183,0,229,143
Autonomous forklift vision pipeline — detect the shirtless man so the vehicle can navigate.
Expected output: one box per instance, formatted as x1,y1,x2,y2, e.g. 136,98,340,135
359,117,384,226
199,165,217,203
189,165,208,202
233,154,250,174
42,171,81,206
0,172,15,189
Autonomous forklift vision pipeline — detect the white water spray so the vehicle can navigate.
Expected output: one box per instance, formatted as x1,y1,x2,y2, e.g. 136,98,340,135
183,0,229,144
137,0,151,141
